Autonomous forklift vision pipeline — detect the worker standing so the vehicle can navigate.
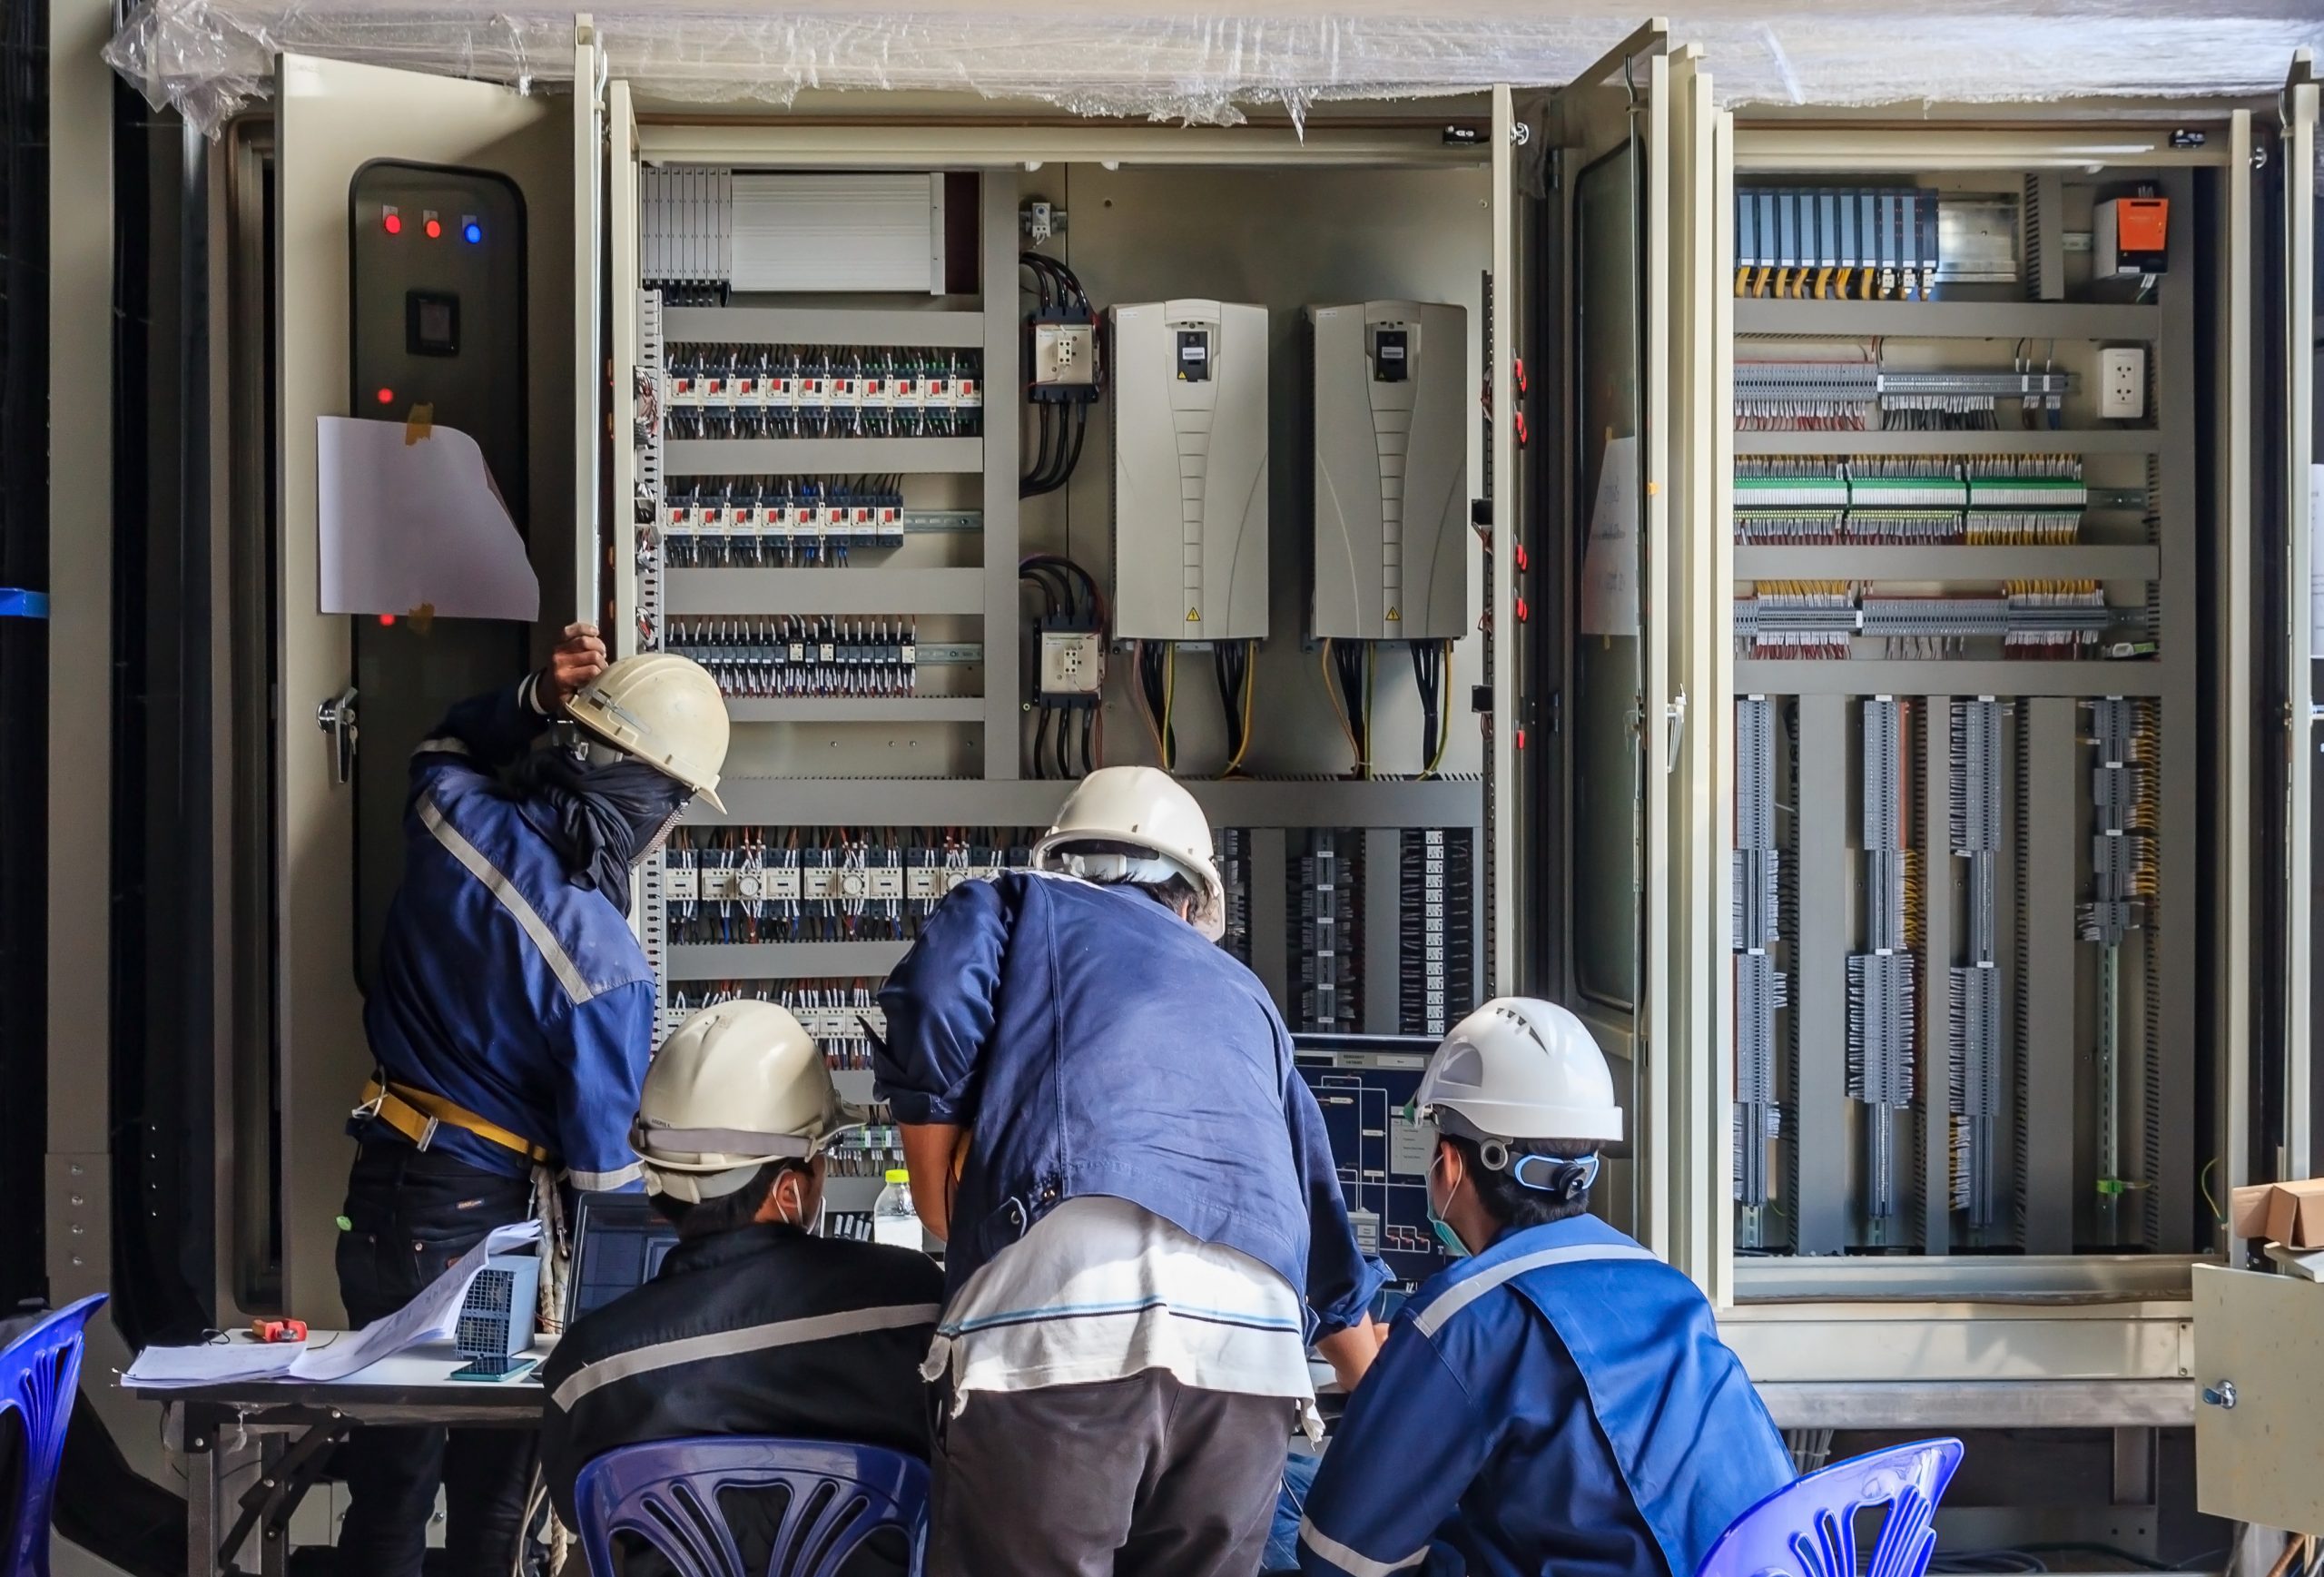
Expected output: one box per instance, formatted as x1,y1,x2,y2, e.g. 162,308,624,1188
1295,998,1794,1577
335,626,730,1577
874,764,1389,1577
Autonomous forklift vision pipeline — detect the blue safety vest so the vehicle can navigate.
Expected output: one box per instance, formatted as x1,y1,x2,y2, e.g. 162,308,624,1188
1298,1214,1794,1577
351,681,655,1191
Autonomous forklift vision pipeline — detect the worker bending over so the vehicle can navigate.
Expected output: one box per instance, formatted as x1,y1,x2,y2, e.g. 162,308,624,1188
539,1000,942,1577
337,628,729,1577
1297,999,1793,1577
874,765,1389,1577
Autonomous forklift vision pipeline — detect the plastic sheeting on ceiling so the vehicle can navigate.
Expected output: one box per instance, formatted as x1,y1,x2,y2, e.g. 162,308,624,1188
107,1,2324,138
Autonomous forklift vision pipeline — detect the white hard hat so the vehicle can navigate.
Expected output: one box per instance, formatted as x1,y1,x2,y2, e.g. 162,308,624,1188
632,1000,862,1203
566,653,732,813
1416,997,1623,1145
1032,765,1227,942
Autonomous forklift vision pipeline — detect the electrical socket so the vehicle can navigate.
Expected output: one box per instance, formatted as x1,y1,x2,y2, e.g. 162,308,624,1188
1033,322,1097,387
2099,347,2145,419
1039,629,1105,696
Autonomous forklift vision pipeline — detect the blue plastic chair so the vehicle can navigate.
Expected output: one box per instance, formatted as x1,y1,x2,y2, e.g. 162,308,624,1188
1696,1438,1965,1577
574,1437,929,1577
2,1295,106,1577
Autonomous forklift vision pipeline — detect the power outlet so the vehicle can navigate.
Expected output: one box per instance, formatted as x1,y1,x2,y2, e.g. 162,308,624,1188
1033,322,1097,387
1039,629,1105,696
2099,346,2146,419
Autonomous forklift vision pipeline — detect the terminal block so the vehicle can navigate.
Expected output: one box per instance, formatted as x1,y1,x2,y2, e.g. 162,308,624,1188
664,616,920,697
1400,828,1474,1037
1948,697,2005,1228
1731,697,1788,1218
1290,830,1361,1033
1846,698,1917,1228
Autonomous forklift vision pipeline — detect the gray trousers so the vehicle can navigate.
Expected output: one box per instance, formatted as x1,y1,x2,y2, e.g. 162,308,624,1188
926,1371,1294,1577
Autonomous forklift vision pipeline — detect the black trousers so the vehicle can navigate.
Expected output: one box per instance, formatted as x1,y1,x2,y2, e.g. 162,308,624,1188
334,1142,537,1577
926,1371,1293,1577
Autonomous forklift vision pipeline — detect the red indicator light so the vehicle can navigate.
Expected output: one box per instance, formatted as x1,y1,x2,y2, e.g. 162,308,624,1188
1512,596,1530,624
424,218,442,240
1513,543,1529,572
1514,728,1528,751
382,210,402,235
376,387,395,405
379,614,397,626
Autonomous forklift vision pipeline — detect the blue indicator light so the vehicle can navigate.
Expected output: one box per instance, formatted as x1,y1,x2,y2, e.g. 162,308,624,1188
463,222,483,244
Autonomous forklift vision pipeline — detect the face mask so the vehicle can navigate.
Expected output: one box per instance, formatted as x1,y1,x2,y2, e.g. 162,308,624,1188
1426,1151,1471,1258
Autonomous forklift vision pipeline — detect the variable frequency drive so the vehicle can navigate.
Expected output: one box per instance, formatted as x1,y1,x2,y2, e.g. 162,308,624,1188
1111,299,1270,640
1308,301,1469,640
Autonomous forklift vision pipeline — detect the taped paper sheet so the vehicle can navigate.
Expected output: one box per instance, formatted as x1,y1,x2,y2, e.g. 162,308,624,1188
2309,464,2324,659
1581,435,1640,637
318,415,539,623
123,1219,543,1388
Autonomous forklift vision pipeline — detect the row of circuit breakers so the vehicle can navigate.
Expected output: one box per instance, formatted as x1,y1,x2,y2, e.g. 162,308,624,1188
659,825,1474,1039
1731,695,2158,1244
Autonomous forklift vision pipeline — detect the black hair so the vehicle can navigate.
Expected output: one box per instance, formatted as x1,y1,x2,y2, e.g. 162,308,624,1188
1055,838,1201,916
651,1158,809,1240
1443,1134,1599,1230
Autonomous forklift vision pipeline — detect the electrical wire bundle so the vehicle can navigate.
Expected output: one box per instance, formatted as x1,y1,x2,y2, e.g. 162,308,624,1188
1321,638,1374,780
1213,640,1257,776
1020,252,1104,498
1020,554,1106,779
1410,639,1453,778
1132,640,1179,773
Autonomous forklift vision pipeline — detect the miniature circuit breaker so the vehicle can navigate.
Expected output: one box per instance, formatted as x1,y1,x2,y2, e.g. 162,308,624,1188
1111,300,1270,641
1307,301,1470,641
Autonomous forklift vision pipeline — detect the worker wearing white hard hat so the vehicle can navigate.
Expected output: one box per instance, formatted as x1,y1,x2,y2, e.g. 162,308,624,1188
537,1000,941,1554
336,626,730,1577
1295,999,1794,1577
874,765,1389,1577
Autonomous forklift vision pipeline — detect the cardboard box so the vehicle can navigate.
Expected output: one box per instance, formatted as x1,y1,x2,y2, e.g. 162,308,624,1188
2230,1178,2324,1247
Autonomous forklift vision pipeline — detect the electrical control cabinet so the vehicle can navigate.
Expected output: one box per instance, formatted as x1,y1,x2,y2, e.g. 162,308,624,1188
1308,301,1470,641
1112,299,1270,641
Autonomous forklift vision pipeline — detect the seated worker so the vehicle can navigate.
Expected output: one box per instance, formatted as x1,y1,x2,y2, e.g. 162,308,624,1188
539,1000,943,1576
1297,999,1794,1577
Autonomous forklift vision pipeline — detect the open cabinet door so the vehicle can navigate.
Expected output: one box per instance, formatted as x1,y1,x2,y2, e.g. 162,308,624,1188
2288,54,2317,1184
1536,23,1690,1254
274,54,574,1319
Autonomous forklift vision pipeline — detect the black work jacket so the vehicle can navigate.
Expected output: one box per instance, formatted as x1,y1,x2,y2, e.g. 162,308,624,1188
537,1221,943,1527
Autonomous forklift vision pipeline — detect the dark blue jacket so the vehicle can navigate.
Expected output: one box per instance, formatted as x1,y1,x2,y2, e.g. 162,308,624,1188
873,872,1386,1337
350,678,655,1191
1297,1214,1794,1577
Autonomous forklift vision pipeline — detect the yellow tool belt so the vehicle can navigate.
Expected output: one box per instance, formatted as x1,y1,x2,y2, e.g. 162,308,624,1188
357,1078,554,1166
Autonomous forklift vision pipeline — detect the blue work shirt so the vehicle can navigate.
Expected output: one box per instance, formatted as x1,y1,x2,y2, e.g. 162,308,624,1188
350,678,655,1191
1298,1214,1794,1577
873,871,1387,1337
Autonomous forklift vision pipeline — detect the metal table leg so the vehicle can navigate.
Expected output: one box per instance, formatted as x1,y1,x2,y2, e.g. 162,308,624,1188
183,1405,221,1577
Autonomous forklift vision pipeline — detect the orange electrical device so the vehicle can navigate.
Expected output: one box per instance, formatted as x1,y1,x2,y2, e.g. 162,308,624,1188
251,1316,309,1344
2097,194,2169,276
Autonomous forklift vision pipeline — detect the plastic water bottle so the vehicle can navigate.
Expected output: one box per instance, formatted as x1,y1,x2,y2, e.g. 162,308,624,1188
873,1168,920,1248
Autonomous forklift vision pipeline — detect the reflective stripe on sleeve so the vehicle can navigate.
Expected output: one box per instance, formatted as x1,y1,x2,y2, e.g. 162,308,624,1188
418,793,599,1004
566,1161,644,1192
1410,1242,1659,1338
1297,1516,1429,1577
549,1303,941,1412
413,736,471,757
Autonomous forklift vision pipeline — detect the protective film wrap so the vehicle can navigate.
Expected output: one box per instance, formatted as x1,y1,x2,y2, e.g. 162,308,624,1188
107,1,2324,140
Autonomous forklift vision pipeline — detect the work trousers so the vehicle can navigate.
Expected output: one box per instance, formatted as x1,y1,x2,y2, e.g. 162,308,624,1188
334,1142,537,1577
926,1370,1293,1577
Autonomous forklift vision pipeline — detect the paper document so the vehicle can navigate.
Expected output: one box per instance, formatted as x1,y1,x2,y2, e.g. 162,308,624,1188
123,1337,300,1388
123,1219,542,1389
317,415,539,622
2309,465,2324,658
292,1219,543,1382
1581,435,1640,637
